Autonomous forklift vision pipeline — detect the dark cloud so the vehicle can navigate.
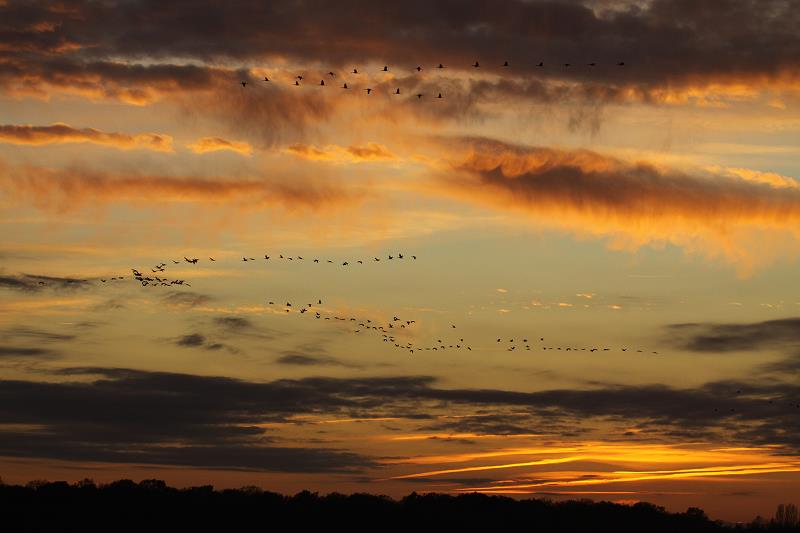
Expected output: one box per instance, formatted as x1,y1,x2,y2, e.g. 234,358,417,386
214,316,252,330
0,327,75,343
161,291,212,308
175,331,241,353
275,352,359,368
1,0,796,88
760,354,800,374
0,366,798,475
176,333,206,347
0,366,391,472
0,346,56,358
0,0,794,140
668,318,800,352
0,273,91,292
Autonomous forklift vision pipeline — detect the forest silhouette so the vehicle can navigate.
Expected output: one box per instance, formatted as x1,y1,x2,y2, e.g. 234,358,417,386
1,478,798,531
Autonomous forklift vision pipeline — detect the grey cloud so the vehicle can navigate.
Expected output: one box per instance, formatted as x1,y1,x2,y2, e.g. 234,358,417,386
176,333,206,347
0,366,797,476
0,273,91,292
668,318,800,352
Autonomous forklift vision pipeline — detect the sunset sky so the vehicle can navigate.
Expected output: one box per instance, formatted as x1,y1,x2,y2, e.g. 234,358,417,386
1,0,799,522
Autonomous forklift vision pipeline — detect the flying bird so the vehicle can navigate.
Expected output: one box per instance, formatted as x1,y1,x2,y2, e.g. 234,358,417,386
240,81,247,88
503,61,509,67
342,83,348,89
382,65,389,72
365,88,372,94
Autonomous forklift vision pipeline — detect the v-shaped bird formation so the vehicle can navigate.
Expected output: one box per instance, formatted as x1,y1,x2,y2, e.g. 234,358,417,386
74,250,666,358
240,59,627,99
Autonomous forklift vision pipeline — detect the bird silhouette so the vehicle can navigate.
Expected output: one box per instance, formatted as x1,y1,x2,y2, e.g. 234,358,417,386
437,63,445,69
395,88,401,95
320,79,325,86
536,61,544,67
342,83,348,89
352,68,358,74
503,61,509,67
294,80,300,86
365,88,372,94
437,93,442,98
263,76,270,82
382,65,389,72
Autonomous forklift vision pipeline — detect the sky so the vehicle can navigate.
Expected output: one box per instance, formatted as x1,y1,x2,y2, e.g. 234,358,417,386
1,0,799,523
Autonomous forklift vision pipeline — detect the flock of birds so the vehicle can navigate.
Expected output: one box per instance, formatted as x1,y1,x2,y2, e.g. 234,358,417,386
81,252,664,357
240,59,627,99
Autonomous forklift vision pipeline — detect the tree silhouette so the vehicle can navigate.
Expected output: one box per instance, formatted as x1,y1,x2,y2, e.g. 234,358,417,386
776,504,799,527
0,478,798,532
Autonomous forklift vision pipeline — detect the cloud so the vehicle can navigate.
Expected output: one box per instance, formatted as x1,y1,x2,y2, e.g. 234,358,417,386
286,143,396,164
0,346,56,358
275,352,359,368
0,160,365,212
0,123,173,151
0,365,797,479
0,57,228,104
0,327,76,343
0,367,382,472
0,273,91,292
213,316,252,330
1,0,797,93
668,318,800,352
176,333,206,347
431,136,800,273
162,291,212,309
187,136,252,156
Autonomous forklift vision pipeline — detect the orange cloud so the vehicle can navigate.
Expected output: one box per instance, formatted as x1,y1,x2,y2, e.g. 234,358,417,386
0,161,364,213
0,123,173,151
187,136,253,156
428,137,800,273
286,142,395,163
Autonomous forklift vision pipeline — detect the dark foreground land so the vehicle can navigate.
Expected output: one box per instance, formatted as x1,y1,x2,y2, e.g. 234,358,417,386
1,479,799,532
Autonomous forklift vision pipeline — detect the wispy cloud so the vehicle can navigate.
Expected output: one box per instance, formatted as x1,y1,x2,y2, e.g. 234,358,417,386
0,123,173,151
187,136,252,156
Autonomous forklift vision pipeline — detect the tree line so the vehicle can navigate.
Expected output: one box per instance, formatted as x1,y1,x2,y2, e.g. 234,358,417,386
1,478,798,532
